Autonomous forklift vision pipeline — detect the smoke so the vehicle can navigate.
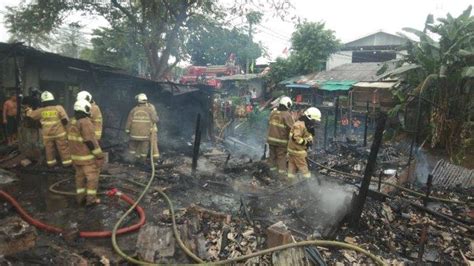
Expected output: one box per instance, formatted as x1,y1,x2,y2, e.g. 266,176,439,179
304,178,355,229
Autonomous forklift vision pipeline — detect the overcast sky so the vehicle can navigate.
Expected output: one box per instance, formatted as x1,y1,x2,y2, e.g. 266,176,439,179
0,0,472,62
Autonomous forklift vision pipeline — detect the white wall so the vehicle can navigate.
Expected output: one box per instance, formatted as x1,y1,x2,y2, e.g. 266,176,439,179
326,51,352,70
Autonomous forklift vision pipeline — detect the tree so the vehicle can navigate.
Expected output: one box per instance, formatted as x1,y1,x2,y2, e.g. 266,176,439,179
186,16,262,68
79,23,147,76
5,0,293,80
267,21,340,85
394,5,474,162
290,22,340,74
56,22,87,58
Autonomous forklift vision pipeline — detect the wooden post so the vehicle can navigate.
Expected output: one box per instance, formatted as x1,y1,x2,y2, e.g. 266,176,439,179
423,174,433,207
351,112,387,229
192,114,202,174
324,114,328,149
363,101,369,147
333,96,339,139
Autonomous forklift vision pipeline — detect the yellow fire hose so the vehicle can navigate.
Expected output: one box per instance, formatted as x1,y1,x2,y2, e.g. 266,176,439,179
106,139,386,265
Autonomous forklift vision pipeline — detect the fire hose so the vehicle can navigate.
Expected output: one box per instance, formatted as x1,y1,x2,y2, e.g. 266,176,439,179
0,189,145,238
308,158,467,205
108,136,386,265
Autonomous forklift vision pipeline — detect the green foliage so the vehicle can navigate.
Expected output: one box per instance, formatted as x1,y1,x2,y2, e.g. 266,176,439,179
290,22,341,73
80,24,147,76
186,16,262,67
266,22,340,86
394,5,474,160
56,23,87,58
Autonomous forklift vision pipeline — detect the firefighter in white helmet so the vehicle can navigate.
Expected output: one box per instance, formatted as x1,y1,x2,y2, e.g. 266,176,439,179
77,90,103,140
68,99,104,205
287,107,321,180
25,91,72,167
125,93,159,162
266,96,294,177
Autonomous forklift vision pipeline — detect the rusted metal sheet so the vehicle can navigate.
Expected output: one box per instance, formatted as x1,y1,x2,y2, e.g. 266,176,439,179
431,159,474,188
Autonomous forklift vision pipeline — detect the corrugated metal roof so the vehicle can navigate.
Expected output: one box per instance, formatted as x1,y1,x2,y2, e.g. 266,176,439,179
286,84,312,89
344,31,407,48
431,159,474,188
313,62,396,82
353,81,399,89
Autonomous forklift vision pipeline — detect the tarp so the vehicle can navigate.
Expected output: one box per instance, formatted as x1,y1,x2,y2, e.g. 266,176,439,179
319,81,356,91
286,84,312,89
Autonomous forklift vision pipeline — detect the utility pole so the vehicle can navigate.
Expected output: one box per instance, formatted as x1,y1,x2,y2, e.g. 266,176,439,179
246,20,253,74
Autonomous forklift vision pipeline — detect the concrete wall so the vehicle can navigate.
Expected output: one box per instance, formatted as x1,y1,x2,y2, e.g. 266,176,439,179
326,51,352,70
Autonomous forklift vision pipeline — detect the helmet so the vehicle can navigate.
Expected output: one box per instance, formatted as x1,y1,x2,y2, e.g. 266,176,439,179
136,93,148,103
74,99,91,115
41,91,55,102
77,91,92,103
279,96,292,109
304,107,322,122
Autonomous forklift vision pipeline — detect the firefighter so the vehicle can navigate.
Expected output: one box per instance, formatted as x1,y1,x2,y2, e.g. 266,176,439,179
26,91,72,167
76,91,103,140
68,99,104,205
287,107,321,180
125,93,159,162
267,96,294,176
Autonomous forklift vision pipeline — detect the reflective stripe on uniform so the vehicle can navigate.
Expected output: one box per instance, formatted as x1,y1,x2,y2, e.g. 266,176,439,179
92,148,102,155
71,154,95,161
43,132,67,140
125,129,130,133
140,153,147,157
269,167,277,171
86,189,97,195
153,154,159,158
269,121,286,128
95,131,102,137
288,173,296,178
47,159,57,165
129,151,136,154
267,137,288,144
297,138,305,144
130,135,149,140
132,119,151,123
302,172,311,178
62,160,72,165
288,148,307,155
68,135,84,142
93,118,102,122
76,188,86,194
42,120,60,125
278,170,286,174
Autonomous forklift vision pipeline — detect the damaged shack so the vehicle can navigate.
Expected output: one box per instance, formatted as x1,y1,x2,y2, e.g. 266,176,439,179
0,42,213,155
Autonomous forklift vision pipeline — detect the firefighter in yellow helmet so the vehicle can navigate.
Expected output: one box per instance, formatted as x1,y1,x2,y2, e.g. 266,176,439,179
77,91,103,140
267,96,294,176
287,107,321,180
68,99,105,205
25,91,72,167
125,93,159,162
